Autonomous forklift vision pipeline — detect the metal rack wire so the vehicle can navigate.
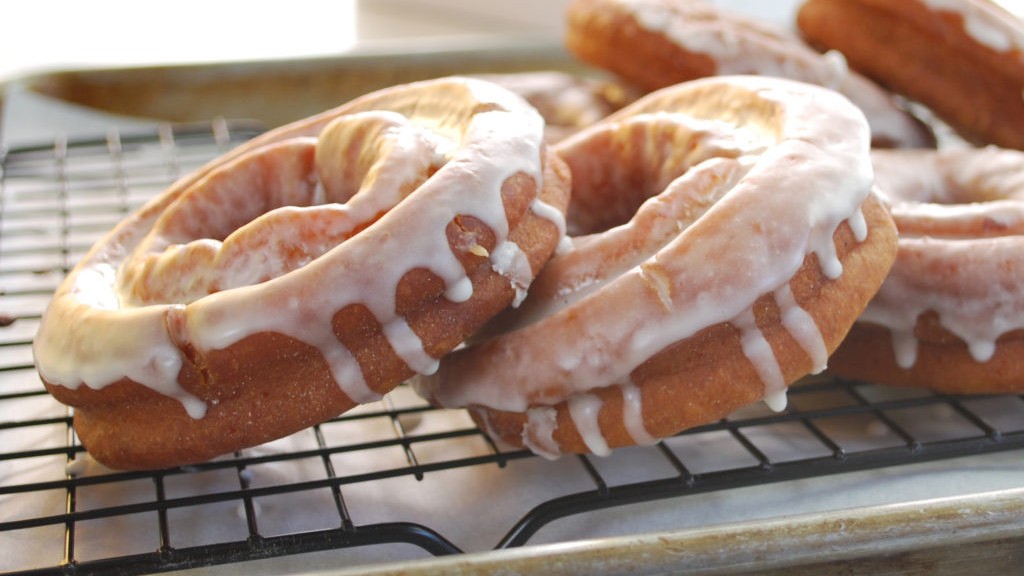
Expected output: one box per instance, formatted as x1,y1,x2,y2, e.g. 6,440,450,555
2,120,1024,576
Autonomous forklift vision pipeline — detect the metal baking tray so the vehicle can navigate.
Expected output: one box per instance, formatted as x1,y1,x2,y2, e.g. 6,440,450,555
5,40,591,129
3,44,1024,576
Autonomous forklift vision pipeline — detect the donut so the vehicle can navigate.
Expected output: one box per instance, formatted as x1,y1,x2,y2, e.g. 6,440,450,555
412,75,898,458
32,76,572,470
564,0,936,148
828,146,1024,393
797,0,1024,150
472,71,640,142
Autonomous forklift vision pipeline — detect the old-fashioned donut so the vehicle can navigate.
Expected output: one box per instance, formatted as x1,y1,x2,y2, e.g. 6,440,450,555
797,0,1024,149
565,0,935,148
33,77,572,470
413,75,898,458
829,146,1024,393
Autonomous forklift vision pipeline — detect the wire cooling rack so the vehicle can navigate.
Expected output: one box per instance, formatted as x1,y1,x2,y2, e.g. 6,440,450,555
3,120,1024,576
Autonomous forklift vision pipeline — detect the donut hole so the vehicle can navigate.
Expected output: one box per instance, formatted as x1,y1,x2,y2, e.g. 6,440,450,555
559,116,747,235
127,125,452,304
873,149,1011,206
316,110,449,206
153,140,322,244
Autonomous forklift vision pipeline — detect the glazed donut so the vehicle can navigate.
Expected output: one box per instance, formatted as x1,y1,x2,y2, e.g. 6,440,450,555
829,146,1024,393
564,0,935,148
472,71,640,142
797,0,1024,150
33,77,572,470
413,75,898,458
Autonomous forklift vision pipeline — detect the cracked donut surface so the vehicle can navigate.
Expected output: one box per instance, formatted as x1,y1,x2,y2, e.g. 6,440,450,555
413,75,898,458
33,76,571,470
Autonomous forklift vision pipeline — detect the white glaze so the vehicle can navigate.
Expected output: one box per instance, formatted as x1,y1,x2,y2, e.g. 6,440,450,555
630,0,796,77
36,266,207,418
776,283,829,374
567,393,612,456
763,389,789,412
473,409,518,453
919,0,1024,54
733,306,786,396
525,380,657,457
848,205,868,242
490,241,533,307
523,406,562,459
821,50,849,91
530,197,572,254
861,236,1024,366
620,381,657,446
33,77,551,416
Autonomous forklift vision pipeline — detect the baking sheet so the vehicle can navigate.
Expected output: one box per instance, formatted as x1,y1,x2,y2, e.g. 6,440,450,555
4,1,1024,574
327,484,1024,576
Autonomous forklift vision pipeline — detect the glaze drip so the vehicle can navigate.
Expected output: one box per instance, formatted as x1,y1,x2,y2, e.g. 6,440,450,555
733,306,785,396
776,283,829,374
620,381,657,446
567,393,611,456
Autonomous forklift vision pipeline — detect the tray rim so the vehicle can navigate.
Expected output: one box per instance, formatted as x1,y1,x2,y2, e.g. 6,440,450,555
325,485,1024,576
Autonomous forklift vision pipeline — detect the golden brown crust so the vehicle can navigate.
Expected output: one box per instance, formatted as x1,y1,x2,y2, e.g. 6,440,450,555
566,0,717,92
473,193,897,453
829,318,1024,395
797,0,1024,149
